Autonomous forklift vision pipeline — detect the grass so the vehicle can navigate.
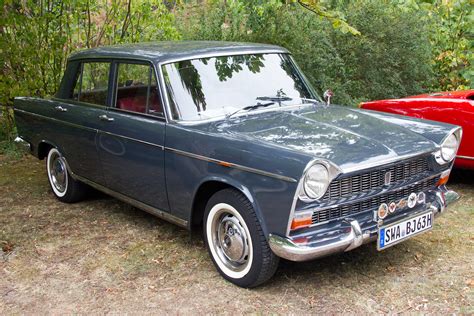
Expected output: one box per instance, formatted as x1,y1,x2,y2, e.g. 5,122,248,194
0,154,473,313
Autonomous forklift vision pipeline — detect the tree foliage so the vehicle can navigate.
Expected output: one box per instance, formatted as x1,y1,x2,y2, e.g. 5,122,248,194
176,0,435,104
0,0,472,147
0,0,180,143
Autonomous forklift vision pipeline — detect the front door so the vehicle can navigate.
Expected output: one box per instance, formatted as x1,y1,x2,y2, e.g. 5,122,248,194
97,61,169,212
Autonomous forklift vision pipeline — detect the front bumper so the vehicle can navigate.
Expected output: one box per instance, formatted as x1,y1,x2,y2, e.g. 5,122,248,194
268,189,459,262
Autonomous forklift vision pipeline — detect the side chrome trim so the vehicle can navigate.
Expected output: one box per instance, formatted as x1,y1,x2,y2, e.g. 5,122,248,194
68,171,188,228
165,147,298,183
13,108,98,133
457,155,474,161
100,131,164,150
16,108,165,150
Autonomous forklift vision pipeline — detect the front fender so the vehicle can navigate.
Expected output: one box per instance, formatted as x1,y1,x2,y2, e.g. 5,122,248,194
191,175,269,238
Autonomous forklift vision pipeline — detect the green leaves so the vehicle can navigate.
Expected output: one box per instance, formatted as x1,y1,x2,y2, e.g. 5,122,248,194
0,0,181,143
175,0,435,105
296,0,361,36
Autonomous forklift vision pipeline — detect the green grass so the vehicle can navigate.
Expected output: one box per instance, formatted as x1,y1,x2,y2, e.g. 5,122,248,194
0,155,473,314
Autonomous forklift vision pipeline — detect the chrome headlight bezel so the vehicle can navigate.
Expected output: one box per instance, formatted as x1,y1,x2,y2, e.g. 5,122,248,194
299,161,341,202
435,128,462,165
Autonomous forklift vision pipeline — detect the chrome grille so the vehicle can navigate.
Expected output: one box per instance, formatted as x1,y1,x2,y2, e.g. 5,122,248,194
312,177,437,224
323,156,430,201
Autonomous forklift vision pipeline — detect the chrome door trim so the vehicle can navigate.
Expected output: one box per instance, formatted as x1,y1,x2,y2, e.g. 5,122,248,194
99,130,165,150
165,147,298,183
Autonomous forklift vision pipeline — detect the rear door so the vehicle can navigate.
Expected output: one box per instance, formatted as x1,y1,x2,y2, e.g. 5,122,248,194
96,61,169,212
47,60,112,185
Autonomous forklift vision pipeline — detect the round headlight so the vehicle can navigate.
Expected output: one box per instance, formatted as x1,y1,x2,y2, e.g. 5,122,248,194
441,133,458,162
303,164,330,199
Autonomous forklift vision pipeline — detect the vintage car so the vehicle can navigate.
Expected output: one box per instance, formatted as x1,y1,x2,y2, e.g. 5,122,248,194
360,90,473,169
14,41,461,288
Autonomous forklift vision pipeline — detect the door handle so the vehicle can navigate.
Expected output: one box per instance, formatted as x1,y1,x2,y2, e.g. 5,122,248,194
99,114,114,122
54,105,67,112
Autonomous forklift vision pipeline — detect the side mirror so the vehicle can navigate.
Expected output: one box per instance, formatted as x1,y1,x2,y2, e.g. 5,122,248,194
323,89,334,105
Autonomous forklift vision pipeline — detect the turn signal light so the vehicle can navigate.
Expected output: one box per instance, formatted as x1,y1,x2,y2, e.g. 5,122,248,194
290,211,313,230
437,170,451,186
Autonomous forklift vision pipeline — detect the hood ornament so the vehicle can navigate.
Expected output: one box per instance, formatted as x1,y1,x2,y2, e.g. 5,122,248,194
323,89,334,105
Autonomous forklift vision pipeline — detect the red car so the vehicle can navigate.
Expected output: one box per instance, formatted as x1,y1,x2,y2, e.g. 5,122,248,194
360,90,474,169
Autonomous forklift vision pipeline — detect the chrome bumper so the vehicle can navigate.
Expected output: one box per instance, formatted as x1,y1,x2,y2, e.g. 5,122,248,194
269,189,460,262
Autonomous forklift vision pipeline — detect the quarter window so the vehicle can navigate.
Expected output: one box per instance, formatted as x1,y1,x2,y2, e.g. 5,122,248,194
115,63,163,116
73,62,110,106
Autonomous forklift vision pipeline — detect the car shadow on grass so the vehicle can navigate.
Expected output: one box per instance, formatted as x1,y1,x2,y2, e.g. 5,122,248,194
450,168,474,185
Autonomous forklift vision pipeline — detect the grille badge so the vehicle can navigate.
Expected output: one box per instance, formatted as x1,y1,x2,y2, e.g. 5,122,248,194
384,171,392,186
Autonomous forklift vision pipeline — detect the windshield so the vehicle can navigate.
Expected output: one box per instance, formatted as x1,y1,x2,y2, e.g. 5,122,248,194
161,53,319,121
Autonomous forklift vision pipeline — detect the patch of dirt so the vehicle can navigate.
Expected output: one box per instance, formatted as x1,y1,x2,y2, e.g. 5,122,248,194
0,155,473,313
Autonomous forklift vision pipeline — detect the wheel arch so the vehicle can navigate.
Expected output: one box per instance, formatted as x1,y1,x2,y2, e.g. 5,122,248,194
37,140,60,160
190,177,267,236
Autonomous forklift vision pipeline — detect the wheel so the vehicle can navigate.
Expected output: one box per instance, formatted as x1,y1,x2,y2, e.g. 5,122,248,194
203,188,279,288
46,148,87,203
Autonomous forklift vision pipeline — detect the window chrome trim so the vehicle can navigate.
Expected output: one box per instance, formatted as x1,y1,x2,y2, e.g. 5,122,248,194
107,106,166,121
457,155,474,160
158,49,287,66
52,97,107,110
165,147,297,183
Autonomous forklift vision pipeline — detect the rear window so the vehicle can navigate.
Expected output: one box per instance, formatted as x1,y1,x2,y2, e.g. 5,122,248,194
71,62,110,106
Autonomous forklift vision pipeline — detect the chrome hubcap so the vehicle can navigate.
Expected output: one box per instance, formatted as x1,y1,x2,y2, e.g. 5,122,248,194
49,152,67,193
211,210,250,272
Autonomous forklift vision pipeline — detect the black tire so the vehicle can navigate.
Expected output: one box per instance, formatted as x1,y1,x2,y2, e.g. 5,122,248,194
46,148,87,203
203,188,279,288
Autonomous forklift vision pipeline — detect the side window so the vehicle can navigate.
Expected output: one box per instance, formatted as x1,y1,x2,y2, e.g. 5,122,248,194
115,63,163,116
71,62,110,106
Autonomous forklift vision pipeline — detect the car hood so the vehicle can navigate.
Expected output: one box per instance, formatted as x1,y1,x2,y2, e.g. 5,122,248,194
209,105,440,171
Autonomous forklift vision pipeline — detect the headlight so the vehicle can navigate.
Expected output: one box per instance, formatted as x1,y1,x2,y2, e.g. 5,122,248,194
440,133,458,162
303,164,330,200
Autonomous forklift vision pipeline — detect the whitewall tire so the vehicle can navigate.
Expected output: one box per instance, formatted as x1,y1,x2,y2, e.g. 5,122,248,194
46,147,87,203
203,188,279,288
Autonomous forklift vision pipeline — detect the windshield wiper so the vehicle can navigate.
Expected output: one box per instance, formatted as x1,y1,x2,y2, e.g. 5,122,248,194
256,95,293,102
226,101,275,119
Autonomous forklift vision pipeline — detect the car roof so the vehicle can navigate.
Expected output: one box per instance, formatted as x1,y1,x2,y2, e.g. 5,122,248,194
68,41,288,64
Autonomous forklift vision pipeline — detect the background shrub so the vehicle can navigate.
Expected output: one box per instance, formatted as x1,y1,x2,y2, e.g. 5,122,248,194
0,0,472,147
175,0,435,105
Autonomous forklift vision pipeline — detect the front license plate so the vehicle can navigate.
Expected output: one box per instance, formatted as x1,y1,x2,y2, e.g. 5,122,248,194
377,211,433,250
